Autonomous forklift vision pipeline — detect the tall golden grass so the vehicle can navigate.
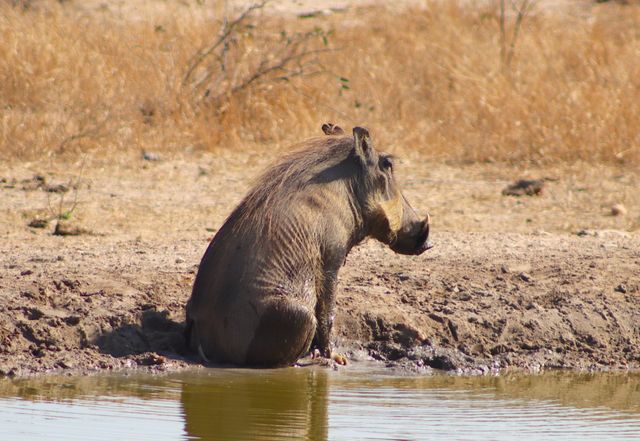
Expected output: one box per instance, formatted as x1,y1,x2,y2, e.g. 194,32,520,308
1,1,639,165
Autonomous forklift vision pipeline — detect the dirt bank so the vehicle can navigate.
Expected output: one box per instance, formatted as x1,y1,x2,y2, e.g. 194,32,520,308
0,153,638,377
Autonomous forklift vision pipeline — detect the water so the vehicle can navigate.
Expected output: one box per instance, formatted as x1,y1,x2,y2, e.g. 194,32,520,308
1,367,639,440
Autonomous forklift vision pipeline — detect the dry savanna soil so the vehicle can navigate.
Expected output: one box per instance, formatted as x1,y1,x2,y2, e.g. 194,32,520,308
1,151,638,377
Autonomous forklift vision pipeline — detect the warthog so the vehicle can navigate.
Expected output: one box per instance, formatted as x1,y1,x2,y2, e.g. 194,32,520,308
185,124,431,367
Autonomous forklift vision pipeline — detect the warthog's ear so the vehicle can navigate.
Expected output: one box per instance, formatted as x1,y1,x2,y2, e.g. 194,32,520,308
321,123,344,135
353,126,375,164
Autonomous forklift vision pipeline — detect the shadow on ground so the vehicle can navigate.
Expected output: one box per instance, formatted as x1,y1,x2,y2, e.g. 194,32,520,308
95,308,191,364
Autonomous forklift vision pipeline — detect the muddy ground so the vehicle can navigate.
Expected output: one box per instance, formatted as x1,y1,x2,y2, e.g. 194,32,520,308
0,150,638,377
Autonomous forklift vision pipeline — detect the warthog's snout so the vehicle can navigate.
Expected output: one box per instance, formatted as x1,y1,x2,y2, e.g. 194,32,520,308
391,202,432,256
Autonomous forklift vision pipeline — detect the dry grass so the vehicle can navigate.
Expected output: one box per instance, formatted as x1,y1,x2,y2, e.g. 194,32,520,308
1,0,639,165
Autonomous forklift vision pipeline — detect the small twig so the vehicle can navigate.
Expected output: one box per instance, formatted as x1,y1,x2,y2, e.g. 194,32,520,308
47,160,85,227
225,47,335,98
57,115,110,153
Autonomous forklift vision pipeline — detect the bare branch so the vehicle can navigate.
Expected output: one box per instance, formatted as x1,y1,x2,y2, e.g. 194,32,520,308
506,0,535,67
47,160,86,233
182,1,335,110
183,1,269,86
218,47,335,102
499,0,536,70
57,114,110,153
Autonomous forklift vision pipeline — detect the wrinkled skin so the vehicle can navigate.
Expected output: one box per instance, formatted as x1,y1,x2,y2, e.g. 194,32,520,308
185,124,431,367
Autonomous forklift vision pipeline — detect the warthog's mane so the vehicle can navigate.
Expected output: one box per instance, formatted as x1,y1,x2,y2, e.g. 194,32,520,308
231,135,355,232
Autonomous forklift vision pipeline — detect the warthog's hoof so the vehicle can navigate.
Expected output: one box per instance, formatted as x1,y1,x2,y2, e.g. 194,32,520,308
332,353,347,366
306,349,347,366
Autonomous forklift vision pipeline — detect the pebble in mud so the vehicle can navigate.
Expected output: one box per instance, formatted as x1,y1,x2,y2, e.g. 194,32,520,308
519,272,533,282
610,204,626,216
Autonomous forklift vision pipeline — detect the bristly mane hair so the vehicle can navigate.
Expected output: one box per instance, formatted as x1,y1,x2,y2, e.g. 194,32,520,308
231,135,355,232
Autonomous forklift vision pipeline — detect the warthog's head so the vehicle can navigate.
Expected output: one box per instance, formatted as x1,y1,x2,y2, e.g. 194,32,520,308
338,125,432,255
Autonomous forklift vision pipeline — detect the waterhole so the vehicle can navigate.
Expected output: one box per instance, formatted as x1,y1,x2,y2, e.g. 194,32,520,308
1,367,639,440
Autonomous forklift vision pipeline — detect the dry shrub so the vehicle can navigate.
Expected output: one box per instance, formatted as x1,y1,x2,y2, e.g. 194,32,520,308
0,1,639,165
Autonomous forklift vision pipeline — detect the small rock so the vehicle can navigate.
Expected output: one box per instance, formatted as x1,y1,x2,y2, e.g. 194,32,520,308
21,175,46,191
136,353,166,366
614,284,627,294
54,221,91,236
502,179,546,197
525,302,540,311
45,183,69,193
611,204,627,216
24,307,44,320
28,218,49,229
175,257,185,264
20,269,33,276
142,151,161,161
64,316,81,326
519,272,533,282
0,367,18,378
56,359,74,369
297,8,340,18
490,344,510,355
332,353,348,365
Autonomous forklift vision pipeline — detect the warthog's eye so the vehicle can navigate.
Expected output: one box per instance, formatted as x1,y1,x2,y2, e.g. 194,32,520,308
380,156,393,171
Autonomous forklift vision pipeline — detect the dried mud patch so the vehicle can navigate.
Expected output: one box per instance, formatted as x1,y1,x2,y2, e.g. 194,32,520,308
1,232,637,378
335,233,640,374
0,237,202,377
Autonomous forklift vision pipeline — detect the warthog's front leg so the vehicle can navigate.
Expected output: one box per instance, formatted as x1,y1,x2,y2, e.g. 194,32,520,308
312,269,347,366
314,270,338,358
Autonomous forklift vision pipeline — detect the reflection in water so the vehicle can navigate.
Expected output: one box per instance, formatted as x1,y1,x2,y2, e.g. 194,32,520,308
180,369,328,441
0,368,639,440
335,370,640,414
328,370,640,440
